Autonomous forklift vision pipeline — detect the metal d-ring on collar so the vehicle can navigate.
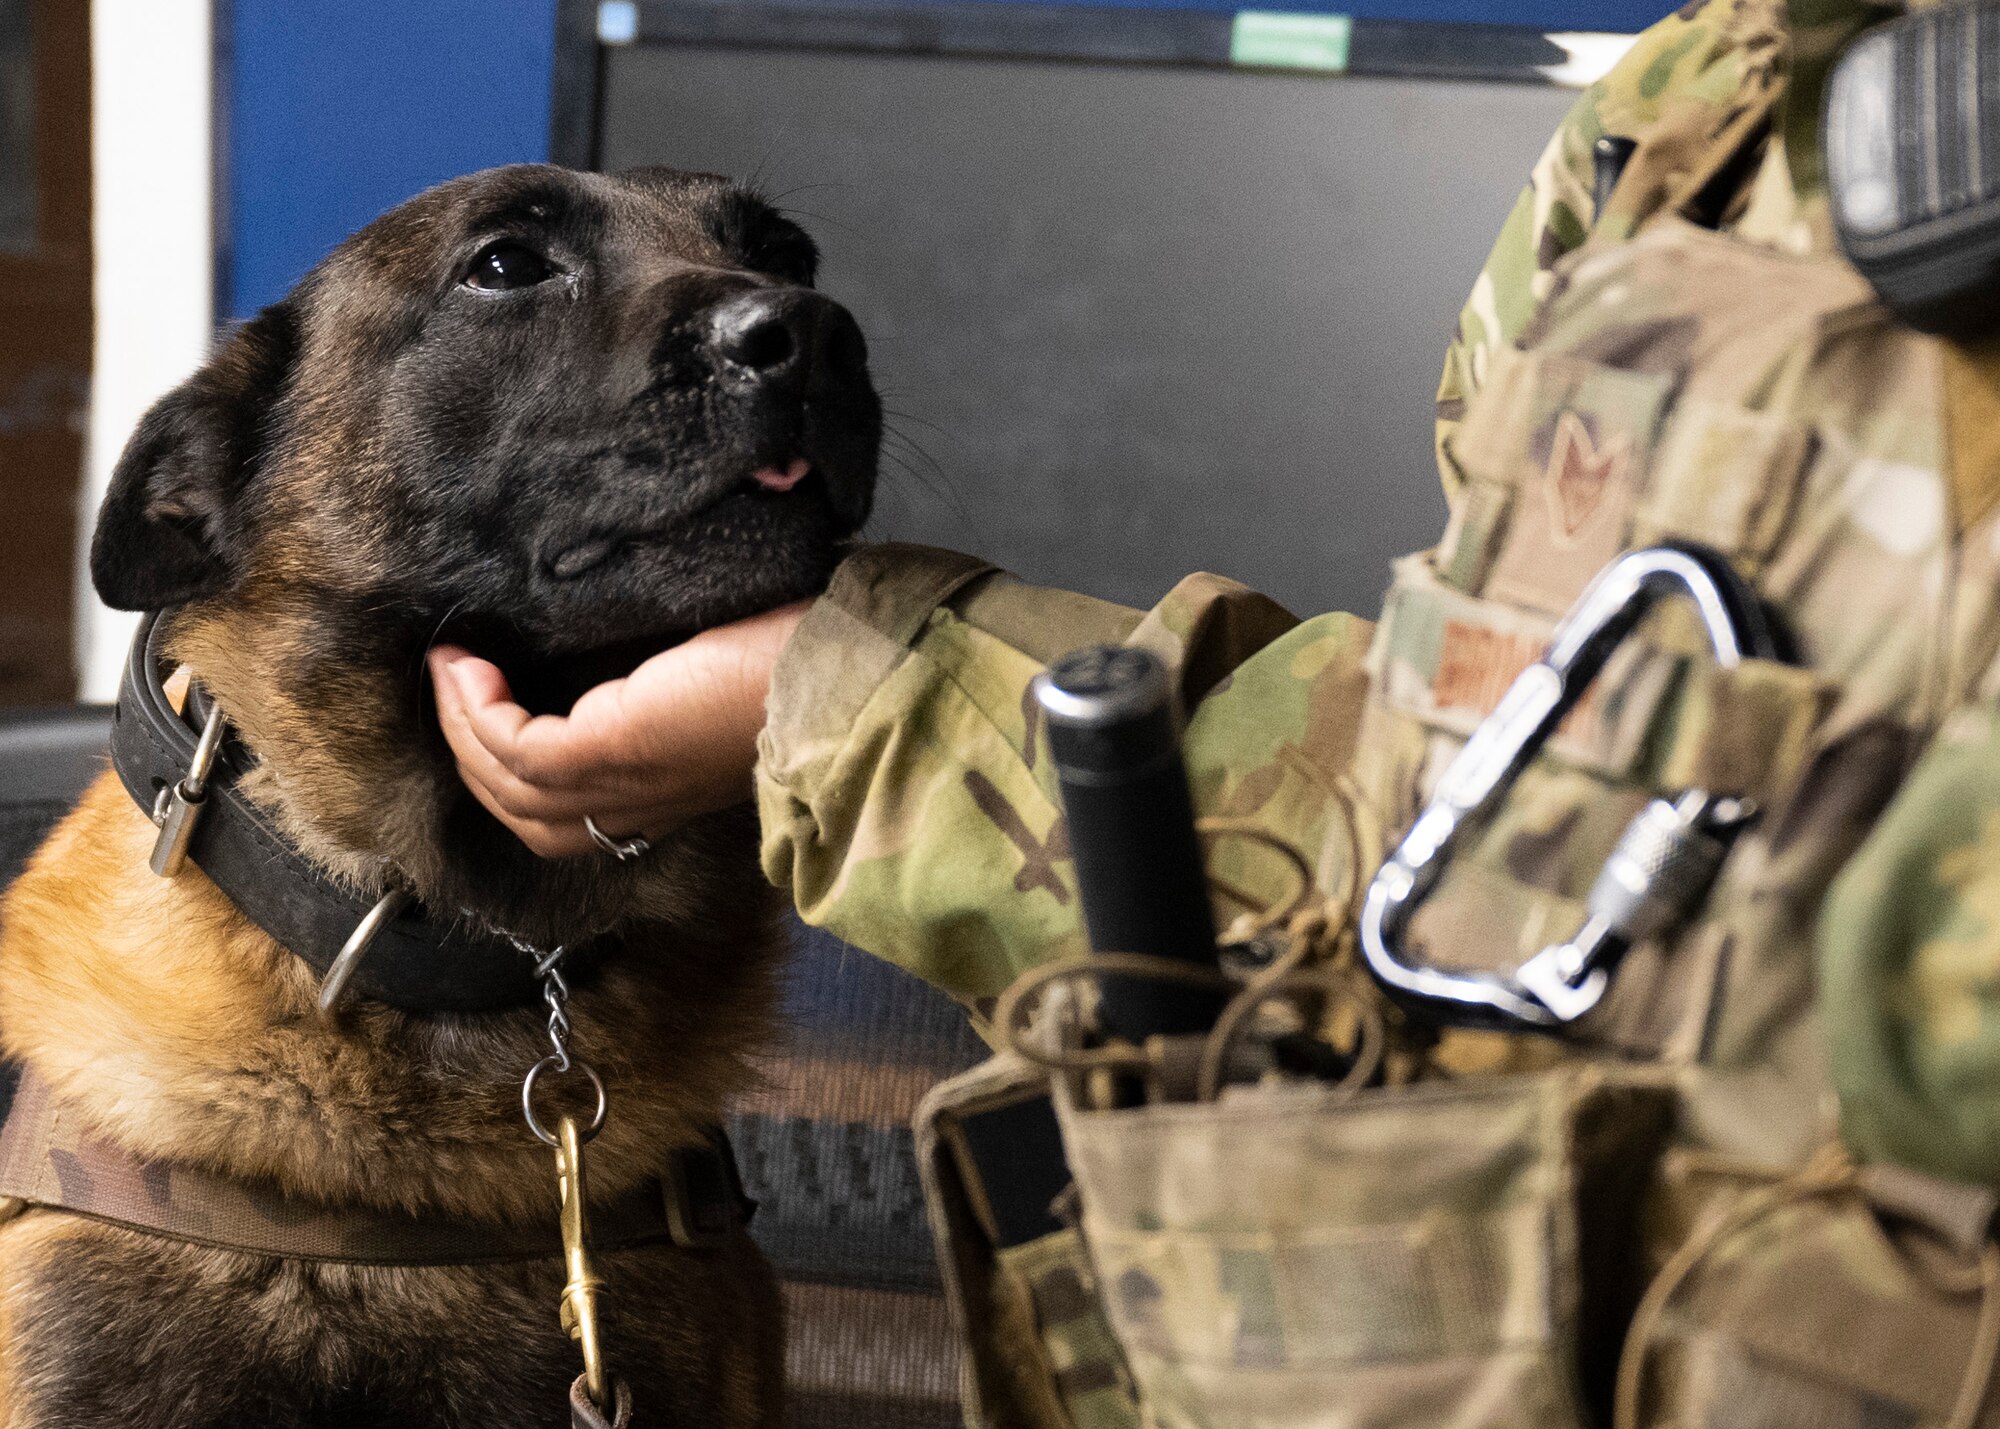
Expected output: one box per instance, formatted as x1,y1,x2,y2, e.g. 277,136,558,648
1358,542,1782,1031
148,683,415,1018
126,628,454,1017
315,888,413,1017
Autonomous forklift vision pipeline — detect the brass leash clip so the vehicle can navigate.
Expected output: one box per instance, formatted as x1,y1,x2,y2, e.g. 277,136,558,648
556,1115,608,1410
1358,542,1781,1030
518,940,619,1418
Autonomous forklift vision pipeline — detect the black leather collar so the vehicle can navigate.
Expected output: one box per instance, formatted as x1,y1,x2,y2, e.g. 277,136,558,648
109,611,556,1014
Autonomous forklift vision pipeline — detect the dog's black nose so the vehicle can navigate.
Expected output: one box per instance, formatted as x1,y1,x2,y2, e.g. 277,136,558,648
711,292,800,372
707,289,865,383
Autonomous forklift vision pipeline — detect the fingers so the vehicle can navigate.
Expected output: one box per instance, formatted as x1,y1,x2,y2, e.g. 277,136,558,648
448,745,661,857
425,602,806,861
431,652,649,804
457,769,592,858
429,647,672,855
431,650,571,816
431,647,596,788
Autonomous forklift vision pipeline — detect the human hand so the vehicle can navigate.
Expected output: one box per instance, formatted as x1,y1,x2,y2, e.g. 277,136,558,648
427,602,809,858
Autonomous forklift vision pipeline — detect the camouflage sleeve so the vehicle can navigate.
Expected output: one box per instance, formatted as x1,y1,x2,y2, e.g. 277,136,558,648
756,544,1372,1003
1434,0,1786,504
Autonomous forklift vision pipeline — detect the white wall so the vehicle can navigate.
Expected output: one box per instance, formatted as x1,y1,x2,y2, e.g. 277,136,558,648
78,0,214,701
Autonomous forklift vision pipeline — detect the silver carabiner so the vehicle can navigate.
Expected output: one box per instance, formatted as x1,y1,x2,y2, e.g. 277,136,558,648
1358,543,1780,1030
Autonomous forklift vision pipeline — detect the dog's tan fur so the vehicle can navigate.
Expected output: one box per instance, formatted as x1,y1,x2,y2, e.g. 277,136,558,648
0,772,771,1223
0,163,880,1428
0,729,785,1428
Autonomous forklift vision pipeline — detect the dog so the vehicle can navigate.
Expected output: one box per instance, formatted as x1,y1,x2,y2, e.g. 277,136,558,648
0,163,880,1427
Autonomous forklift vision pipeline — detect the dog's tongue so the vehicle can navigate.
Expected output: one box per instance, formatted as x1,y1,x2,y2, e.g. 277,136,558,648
752,458,811,493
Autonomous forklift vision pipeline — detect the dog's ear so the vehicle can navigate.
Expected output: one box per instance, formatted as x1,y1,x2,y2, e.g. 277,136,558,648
91,303,299,611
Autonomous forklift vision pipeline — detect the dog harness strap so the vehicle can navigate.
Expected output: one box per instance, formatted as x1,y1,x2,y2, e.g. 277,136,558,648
0,1066,751,1265
108,610,573,1014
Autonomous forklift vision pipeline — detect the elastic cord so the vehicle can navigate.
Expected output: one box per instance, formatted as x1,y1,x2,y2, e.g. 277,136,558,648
995,783,1382,1102
1613,1146,2000,1429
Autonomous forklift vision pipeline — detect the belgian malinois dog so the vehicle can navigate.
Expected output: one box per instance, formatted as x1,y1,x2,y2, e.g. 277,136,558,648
0,164,880,1427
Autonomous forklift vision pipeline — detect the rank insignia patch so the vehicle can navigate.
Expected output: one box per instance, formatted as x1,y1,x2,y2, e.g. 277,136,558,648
1545,410,1631,543
1483,407,1639,616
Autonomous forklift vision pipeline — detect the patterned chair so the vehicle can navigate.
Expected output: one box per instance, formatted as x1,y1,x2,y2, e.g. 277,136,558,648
731,926,986,1427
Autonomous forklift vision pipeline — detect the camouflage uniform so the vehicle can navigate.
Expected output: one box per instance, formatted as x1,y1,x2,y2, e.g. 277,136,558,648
759,0,2000,1423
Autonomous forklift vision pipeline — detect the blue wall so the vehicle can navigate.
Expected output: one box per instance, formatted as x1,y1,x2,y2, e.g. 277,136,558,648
223,0,1667,321
225,0,558,318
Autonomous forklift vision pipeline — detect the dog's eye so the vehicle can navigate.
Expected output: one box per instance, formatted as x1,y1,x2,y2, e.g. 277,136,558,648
463,242,555,292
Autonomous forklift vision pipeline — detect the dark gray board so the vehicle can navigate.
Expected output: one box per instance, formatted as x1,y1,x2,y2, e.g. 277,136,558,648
602,44,1574,618
0,0,34,256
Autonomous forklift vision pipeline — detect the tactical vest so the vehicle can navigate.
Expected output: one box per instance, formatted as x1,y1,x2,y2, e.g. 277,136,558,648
918,35,2000,1429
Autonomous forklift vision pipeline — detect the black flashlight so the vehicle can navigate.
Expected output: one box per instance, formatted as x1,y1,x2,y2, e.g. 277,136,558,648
1035,645,1223,1042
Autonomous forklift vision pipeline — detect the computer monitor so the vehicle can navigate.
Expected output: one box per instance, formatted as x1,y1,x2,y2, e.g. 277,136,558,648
574,3,1578,617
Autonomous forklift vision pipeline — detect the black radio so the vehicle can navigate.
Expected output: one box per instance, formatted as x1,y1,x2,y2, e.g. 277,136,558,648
1826,3,2000,334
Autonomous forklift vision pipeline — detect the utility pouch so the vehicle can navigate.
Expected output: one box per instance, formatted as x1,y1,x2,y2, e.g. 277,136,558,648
1819,704,2000,1190
1620,1152,2000,1429
916,1050,1142,1429
1053,1067,1673,1429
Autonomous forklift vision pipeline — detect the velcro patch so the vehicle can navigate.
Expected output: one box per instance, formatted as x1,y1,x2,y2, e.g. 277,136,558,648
1374,557,1673,781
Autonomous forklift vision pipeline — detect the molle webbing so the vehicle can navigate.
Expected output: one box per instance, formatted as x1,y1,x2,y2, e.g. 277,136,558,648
0,1069,746,1266
1372,556,1829,807
1942,334,2000,532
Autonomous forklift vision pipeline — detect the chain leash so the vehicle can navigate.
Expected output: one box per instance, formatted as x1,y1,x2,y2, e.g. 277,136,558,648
516,940,615,1417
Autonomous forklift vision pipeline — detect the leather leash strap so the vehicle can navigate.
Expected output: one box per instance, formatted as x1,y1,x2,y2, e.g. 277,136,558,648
0,1067,750,1266
572,1375,634,1429
109,610,574,1013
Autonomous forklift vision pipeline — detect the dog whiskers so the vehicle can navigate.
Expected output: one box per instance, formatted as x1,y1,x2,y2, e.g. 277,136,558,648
416,599,470,706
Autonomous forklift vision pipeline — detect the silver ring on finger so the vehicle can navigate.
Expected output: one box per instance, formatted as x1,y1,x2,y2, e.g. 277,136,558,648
584,815,651,862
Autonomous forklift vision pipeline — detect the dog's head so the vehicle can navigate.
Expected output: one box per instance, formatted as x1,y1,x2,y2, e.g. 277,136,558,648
90,164,881,942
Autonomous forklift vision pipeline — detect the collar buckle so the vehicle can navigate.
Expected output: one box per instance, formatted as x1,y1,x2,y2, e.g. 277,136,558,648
149,699,227,878
113,611,562,1014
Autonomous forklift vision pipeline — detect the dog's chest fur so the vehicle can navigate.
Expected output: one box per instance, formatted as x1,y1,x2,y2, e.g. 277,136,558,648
0,777,786,1428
